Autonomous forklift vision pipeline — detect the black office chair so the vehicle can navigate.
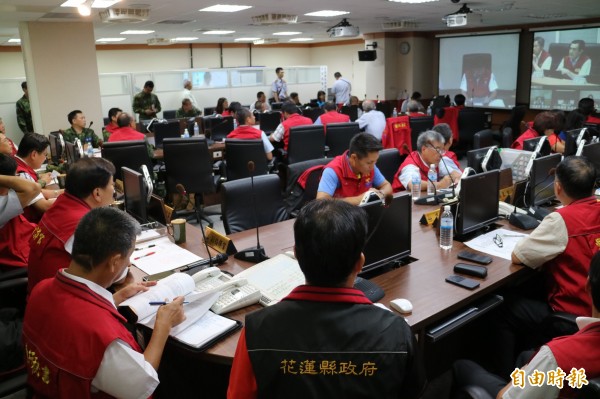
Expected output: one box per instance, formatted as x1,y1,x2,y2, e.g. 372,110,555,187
376,148,404,183
497,105,527,142
457,108,487,150
204,107,216,116
259,111,282,135
473,129,495,149
376,101,393,118
302,108,325,123
153,120,182,148
204,116,234,141
283,158,332,214
341,105,360,122
101,140,154,182
221,174,289,234
409,116,435,150
286,125,326,164
501,127,513,148
163,110,177,119
163,137,220,227
224,139,269,181
325,122,360,157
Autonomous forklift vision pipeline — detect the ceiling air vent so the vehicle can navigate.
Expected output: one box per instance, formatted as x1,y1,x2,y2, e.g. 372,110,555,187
147,38,173,46
252,14,298,25
381,21,417,30
100,8,150,23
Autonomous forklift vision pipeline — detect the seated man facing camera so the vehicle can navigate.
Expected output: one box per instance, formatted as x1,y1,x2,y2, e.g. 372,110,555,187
24,207,185,399
317,133,392,206
228,200,426,398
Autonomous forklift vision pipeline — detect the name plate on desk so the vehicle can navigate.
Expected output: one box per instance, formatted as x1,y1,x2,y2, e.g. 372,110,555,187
205,226,237,255
420,209,440,226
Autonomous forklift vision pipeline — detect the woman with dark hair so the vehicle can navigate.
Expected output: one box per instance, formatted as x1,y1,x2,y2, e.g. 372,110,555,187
316,91,326,107
511,111,557,150
216,97,229,116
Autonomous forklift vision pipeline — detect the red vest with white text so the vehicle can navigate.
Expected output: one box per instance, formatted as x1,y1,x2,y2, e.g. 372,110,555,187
326,151,375,198
392,151,429,192
23,272,142,399
545,197,600,315
0,213,35,269
282,114,313,151
227,125,262,140
27,193,91,294
382,116,411,154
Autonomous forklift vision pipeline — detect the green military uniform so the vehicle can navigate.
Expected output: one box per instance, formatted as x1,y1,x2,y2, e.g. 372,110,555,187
176,106,202,118
62,127,100,148
16,95,33,133
132,92,162,121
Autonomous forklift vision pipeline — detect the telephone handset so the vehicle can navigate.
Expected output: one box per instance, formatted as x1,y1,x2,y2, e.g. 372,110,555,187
498,201,527,218
192,267,261,314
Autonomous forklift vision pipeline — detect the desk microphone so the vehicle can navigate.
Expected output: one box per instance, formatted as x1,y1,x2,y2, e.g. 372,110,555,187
176,183,214,269
429,142,456,199
88,121,94,130
234,161,269,263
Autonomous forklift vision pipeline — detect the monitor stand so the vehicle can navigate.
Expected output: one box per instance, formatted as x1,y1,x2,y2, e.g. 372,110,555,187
454,222,502,243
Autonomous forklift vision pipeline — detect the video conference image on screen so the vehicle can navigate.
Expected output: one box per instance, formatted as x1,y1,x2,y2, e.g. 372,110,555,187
438,33,519,110
530,27,600,111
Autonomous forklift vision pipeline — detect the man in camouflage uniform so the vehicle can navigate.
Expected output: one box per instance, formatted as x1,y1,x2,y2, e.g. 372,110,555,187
62,110,99,148
175,98,201,119
132,80,162,121
16,81,33,134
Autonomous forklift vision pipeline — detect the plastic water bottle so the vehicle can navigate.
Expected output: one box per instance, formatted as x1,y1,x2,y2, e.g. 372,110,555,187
392,107,398,117
193,122,200,137
427,164,437,196
182,128,190,138
85,137,93,157
440,205,453,250
411,174,421,200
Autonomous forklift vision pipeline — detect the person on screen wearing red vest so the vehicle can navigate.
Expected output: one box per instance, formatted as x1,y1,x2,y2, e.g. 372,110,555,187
102,107,122,142
557,39,592,82
0,154,39,271
314,102,350,129
227,200,426,399
453,250,600,399
511,111,556,150
316,133,392,205
227,108,274,160
578,97,600,124
532,36,553,78
15,133,61,222
392,130,462,193
490,156,600,376
23,207,185,399
27,157,116,294
460,63,498,106
269,101,312,152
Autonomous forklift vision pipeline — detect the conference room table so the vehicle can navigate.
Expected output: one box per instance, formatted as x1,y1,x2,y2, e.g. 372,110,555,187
134,197,531,367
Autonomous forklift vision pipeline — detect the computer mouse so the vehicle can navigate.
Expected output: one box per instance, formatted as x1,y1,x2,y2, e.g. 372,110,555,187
390,298,413,314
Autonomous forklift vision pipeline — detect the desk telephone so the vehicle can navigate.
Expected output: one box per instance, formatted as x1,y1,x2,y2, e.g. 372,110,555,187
192,267,262,315
498,201,527,218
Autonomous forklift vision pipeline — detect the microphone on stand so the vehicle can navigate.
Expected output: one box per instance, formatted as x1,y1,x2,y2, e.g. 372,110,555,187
176,183,214,269
429,143,456,199
88,121,94,130
234,161,269,263
402,144,452,205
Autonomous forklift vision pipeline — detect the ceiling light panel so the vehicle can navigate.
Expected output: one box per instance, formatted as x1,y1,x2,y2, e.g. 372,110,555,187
199,4,252,12
121,30,155,34
172,37,198,41
304,10,349,17
203,30,236,34
234,37,260,41
96,37,126,42
273,31,302,36
91,0,120,8
289,38,314,42
388,0,439,3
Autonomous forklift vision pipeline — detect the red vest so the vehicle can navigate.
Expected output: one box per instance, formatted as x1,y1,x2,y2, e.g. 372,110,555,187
392,151,429,192
434,107,460,143
104,123,118,135
562,54,591,74
382,116,411,154
535,50,551,68
227,125,262,140
15,157,42,223
445,151,460,170
282,114,313,151
0,213,35,269
320,111,350,128
23,272,142,399
545,197,600,315
546,321,600,398
28,193,91,294
107,127,145,142
465,69,492,98
15,156,36,181
326,151,375,198
587,115,600,124
511,127,539,150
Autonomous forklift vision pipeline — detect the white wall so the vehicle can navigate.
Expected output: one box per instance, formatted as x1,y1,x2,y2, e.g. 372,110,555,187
310,42,366,101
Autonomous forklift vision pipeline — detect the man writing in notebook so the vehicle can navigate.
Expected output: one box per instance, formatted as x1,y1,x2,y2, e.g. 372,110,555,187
23,207,185,399
228,199,426,398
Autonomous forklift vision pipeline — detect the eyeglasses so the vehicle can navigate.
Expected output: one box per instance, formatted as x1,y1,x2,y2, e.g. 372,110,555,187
427,144,446,155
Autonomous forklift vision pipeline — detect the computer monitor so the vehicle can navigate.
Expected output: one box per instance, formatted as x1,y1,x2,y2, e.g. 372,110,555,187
563,128,590,156
153,120,182,148
581,142,600,181
64,140,81,166
49,132,64,164
522,136,551,156
122,166,148,223
456,170,500,239
528,153,561,207
360,193,411,275
205,116,234,141
147,193,169,225
466,146,502,174
271,102,283,111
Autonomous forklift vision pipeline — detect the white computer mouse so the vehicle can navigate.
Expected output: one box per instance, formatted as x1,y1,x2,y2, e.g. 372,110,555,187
390,298,413,314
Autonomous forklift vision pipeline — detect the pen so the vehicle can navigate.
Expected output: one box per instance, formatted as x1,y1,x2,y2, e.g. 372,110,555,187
135,244,156,251
149,301,190,306
134,251,156,260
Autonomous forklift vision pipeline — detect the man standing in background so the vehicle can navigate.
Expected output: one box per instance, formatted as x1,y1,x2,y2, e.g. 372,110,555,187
16,81,33,134
332,72,352,108
133,80,162,121
271,68,288,103
181,79,198,108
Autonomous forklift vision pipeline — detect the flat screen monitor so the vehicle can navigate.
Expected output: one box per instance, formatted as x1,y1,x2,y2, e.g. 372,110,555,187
457,170,500,238
563,128,590,156
64,141,81,166
438,33,520,109
466,146,502,173
528,153,561,207
360,193,411,275
122,166,148,223
205,116,234,141
49,132,64,164
147,193,169,225
530,27,600,111
522,137,551,156
154,120,182,148
581,142,600,180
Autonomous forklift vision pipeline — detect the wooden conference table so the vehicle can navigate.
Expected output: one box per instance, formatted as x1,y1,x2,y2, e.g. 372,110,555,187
135,199,530,366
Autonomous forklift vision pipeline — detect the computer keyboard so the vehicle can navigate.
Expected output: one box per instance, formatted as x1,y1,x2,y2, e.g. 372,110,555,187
354,277,385,303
